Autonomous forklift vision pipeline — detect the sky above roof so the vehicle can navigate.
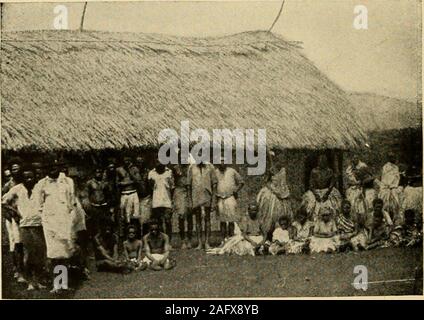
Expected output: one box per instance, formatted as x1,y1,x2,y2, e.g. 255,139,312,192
1,0,421,101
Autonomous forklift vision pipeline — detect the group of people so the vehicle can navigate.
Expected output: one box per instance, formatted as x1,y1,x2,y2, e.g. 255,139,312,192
1,152,422,294
208,154,422,256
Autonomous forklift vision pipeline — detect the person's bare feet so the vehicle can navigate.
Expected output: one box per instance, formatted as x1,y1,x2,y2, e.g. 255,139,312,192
204,243,211,250
195,243,203,250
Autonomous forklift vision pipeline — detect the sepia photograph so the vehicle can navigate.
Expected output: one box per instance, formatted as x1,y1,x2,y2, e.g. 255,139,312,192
0,0,422,301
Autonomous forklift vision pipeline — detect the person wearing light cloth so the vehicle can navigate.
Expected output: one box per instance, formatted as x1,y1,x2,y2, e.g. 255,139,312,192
375,154,403,225
309,206,340,253
400,171,422,224
142,220,175,270
207,204,266,256
2,158,25,282
2,169,46,288
215,162,244,243
287,206,314,254
172,163,192,249
256,167,293,240
302,155,342,222
116,156,141,230
38,161,75,262
186,162,217,250
345,155,376,225
269,216,292,255
37,160,76,292
149,162,175,242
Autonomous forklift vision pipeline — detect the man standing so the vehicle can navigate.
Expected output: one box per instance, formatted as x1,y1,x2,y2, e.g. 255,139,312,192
215,162,244,243
148,161,174,244
135,155,152,236
186,161,217,250
116,156,142,237
85,167,113,240
1,158,25,282
38,159,76,293
3,169,47,290
375,153,403,225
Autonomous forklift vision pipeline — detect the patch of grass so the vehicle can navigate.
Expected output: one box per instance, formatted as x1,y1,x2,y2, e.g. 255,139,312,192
2,245,422,299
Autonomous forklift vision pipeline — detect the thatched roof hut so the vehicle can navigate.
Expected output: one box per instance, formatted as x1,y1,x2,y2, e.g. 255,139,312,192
345,92,422,176
348,92,421,132
1,30,366,152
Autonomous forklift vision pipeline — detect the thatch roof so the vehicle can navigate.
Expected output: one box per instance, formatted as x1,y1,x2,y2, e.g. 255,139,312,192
348,92,422,132
1,30,367,152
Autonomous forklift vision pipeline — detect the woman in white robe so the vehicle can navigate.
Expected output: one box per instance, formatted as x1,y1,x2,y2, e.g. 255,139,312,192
375,160,403,225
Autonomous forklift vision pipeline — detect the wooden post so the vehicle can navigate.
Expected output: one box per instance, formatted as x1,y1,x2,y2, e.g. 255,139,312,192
1,3,4,32
80,2,88,31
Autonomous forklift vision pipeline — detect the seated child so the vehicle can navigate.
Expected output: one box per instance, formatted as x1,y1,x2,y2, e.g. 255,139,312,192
142,220,175,271
286,206,314,254
336,200,358,251
400,209,422,247
207,203,265,256
350,218,369,251
269,216,292,255
366,198,394,250
95,222,130,273
124,225,147,271
309,206,340,253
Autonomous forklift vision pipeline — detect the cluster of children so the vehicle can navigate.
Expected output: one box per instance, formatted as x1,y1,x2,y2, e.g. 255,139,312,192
211,197,422,258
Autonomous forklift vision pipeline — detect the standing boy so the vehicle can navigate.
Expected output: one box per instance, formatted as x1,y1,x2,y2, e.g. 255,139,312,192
86,167,113,239
215,163,244,243
186,162,217,250
148,162,174,243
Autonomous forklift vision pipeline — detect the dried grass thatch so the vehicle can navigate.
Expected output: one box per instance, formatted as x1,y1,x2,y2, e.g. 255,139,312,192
1,30,367,151
348,92,422,132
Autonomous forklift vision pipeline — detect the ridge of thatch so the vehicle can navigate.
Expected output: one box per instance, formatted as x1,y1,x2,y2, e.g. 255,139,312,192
1,30,367,151
348,92,422,132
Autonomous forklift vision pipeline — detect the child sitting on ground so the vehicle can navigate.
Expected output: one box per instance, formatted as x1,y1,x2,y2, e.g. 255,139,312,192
142,220,176,271
309,206,339,253
349,218,369,251
123,225,147,271
269,216,292,255
336,200,357,251
366,198,394,250
287,206,314,254
400,209,422,247
207,203,266,256
94,222,131,274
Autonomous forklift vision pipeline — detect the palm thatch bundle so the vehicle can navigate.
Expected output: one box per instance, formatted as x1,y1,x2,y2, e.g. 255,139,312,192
348,92,421,132
1,30,367,152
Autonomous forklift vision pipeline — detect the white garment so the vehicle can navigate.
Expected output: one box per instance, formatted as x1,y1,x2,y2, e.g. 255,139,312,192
38,176,75,259
148,168,174,209
2,183,41,227
142,253,168,265
272,227,290,243
5,219,21,252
